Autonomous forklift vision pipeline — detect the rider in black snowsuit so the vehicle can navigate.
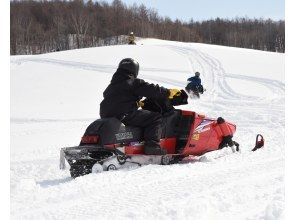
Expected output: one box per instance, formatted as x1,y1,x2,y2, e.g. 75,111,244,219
100,58,180,155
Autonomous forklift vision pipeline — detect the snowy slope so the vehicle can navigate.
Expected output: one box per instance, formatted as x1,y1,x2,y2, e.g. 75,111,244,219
10,39,285,220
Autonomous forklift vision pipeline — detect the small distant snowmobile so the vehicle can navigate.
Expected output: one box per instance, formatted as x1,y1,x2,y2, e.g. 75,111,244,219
60,90,239,178
185,71,205,98
185,83,205,98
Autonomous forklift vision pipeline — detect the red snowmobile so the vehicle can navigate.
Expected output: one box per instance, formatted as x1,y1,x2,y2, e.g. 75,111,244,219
60,90,239,178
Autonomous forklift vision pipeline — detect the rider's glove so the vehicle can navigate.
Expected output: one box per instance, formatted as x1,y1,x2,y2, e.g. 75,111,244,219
137,100,144,108
168,89,181,99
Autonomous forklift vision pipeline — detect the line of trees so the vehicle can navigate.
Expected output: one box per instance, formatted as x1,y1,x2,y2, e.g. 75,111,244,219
10,0,285,55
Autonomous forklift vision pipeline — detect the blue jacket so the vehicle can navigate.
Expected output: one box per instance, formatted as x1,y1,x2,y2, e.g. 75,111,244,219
187,76,201,87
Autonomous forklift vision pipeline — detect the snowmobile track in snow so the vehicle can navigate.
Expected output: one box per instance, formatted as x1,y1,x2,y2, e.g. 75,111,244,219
11,57,187,74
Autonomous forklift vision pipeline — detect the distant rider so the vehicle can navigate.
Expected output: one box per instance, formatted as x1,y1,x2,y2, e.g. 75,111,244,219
185,72,204,96
100,58,181,155
128,32,136,45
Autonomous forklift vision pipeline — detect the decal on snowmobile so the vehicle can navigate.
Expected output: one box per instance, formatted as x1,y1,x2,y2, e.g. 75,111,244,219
115,132,133,140
197,127,210,133
194,119,213,133
192,133,200,140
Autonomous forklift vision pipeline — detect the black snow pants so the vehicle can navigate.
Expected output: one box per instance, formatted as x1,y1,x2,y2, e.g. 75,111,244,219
121,110,162,147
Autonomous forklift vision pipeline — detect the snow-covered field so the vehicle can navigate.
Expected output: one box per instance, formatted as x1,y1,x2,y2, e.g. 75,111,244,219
10,39,285,219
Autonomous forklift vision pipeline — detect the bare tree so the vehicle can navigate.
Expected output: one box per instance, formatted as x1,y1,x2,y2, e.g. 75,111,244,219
10,0,285,55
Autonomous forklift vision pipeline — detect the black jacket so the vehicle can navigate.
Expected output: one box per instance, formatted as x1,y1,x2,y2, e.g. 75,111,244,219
100,68,170,118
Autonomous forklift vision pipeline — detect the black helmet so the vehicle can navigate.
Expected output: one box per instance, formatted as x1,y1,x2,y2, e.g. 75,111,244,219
195,72,200,77
118,58,139,77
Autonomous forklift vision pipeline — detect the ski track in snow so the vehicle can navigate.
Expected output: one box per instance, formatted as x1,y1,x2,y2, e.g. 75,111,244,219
11,40,284,219
11,57,188,74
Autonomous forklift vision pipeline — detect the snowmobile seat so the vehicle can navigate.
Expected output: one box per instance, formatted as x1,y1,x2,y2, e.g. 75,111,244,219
80,117,143,146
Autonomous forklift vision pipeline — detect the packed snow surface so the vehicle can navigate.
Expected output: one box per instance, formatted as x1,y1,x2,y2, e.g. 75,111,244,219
11,39,284,219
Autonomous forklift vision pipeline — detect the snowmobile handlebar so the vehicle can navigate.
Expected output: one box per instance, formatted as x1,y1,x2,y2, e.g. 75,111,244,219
170,89,188,106
140,90,188,114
